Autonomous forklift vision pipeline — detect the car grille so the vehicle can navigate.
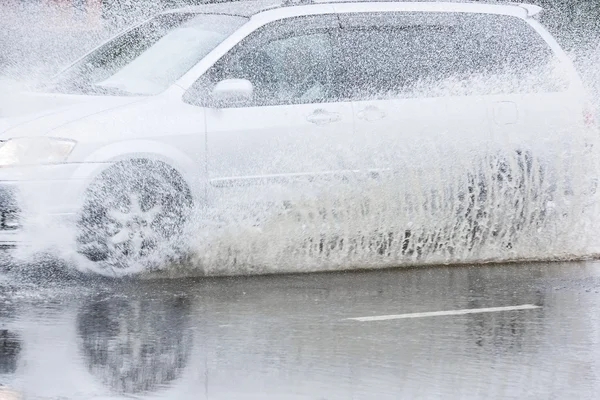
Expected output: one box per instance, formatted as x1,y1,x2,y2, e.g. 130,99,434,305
0,187,19,231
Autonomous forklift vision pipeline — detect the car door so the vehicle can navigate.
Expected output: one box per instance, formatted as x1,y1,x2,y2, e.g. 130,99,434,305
335,12,492,241
464,13,596,224
186,15,355,209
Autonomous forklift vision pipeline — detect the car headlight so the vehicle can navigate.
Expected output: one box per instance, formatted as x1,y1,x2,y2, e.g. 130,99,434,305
0,385,20,400
0,137,76,167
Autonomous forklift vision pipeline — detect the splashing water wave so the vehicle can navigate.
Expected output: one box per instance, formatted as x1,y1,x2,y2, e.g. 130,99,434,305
123,136,600,278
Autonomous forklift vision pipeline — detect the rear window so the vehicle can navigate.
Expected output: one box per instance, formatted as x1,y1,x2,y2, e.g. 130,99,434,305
338,12,570,100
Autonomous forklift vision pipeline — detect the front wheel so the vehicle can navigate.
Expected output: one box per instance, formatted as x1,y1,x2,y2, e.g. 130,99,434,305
76,160,192,276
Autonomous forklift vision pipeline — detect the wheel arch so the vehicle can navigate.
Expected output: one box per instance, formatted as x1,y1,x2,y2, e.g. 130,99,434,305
73,139,205,205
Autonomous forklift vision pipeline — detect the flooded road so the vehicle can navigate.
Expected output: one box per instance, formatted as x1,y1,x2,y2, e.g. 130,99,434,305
1,261,600,399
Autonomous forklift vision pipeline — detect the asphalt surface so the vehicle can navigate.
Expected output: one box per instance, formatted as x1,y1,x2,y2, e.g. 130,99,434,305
1,261,600,399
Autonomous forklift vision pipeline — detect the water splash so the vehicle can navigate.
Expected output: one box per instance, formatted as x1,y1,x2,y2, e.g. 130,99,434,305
2,1,600,278
158,141,599,278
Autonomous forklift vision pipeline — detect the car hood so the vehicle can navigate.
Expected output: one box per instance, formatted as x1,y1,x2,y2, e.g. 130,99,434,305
0,91,146,137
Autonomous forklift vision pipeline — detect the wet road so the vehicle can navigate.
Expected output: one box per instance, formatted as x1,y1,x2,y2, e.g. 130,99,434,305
1,261,600,399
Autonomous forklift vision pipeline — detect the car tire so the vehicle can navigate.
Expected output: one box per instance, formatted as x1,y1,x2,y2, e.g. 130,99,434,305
76,159,192,276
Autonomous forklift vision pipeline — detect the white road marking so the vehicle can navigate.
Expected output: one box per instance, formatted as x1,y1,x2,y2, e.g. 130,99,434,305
347,304,541,322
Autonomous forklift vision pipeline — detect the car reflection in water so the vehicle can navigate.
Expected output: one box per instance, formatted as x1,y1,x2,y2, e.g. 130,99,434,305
0,329,21,376
76,294,194,394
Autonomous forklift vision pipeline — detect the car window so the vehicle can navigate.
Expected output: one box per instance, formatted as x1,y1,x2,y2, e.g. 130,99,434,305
48,13,248,96
184,16,339,108
338,12,570,100
230,33,334,105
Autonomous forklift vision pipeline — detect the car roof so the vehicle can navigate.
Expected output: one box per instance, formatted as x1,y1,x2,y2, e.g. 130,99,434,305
162,0,541,18
163,0,281,17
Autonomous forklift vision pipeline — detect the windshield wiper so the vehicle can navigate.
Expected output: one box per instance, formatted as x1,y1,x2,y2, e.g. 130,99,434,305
90,85,138,96
45,80,139,97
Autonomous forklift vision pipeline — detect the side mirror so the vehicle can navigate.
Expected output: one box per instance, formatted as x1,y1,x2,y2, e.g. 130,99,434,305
211,79,253,107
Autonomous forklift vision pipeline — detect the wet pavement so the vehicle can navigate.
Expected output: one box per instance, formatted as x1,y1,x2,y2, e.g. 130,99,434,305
1,261,600,399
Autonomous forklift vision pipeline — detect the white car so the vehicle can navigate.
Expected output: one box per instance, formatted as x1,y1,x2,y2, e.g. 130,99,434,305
0,0,597,276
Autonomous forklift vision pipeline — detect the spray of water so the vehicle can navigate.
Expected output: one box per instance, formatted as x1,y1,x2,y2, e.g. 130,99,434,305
172,129,600,278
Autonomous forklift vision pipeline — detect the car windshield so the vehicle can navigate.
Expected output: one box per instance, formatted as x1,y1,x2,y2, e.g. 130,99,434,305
48,13,247,96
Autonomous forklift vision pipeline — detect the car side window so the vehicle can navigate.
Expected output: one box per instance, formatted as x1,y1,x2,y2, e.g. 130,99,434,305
184,16,338,108
229,33,335,105
337,12,568,101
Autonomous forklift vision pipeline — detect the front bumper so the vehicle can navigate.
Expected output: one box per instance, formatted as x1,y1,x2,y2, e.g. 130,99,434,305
0,162,111,247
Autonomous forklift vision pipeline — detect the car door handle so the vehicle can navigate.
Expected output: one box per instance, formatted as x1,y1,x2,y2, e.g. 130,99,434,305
307,109,341,126
357,106,386,122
